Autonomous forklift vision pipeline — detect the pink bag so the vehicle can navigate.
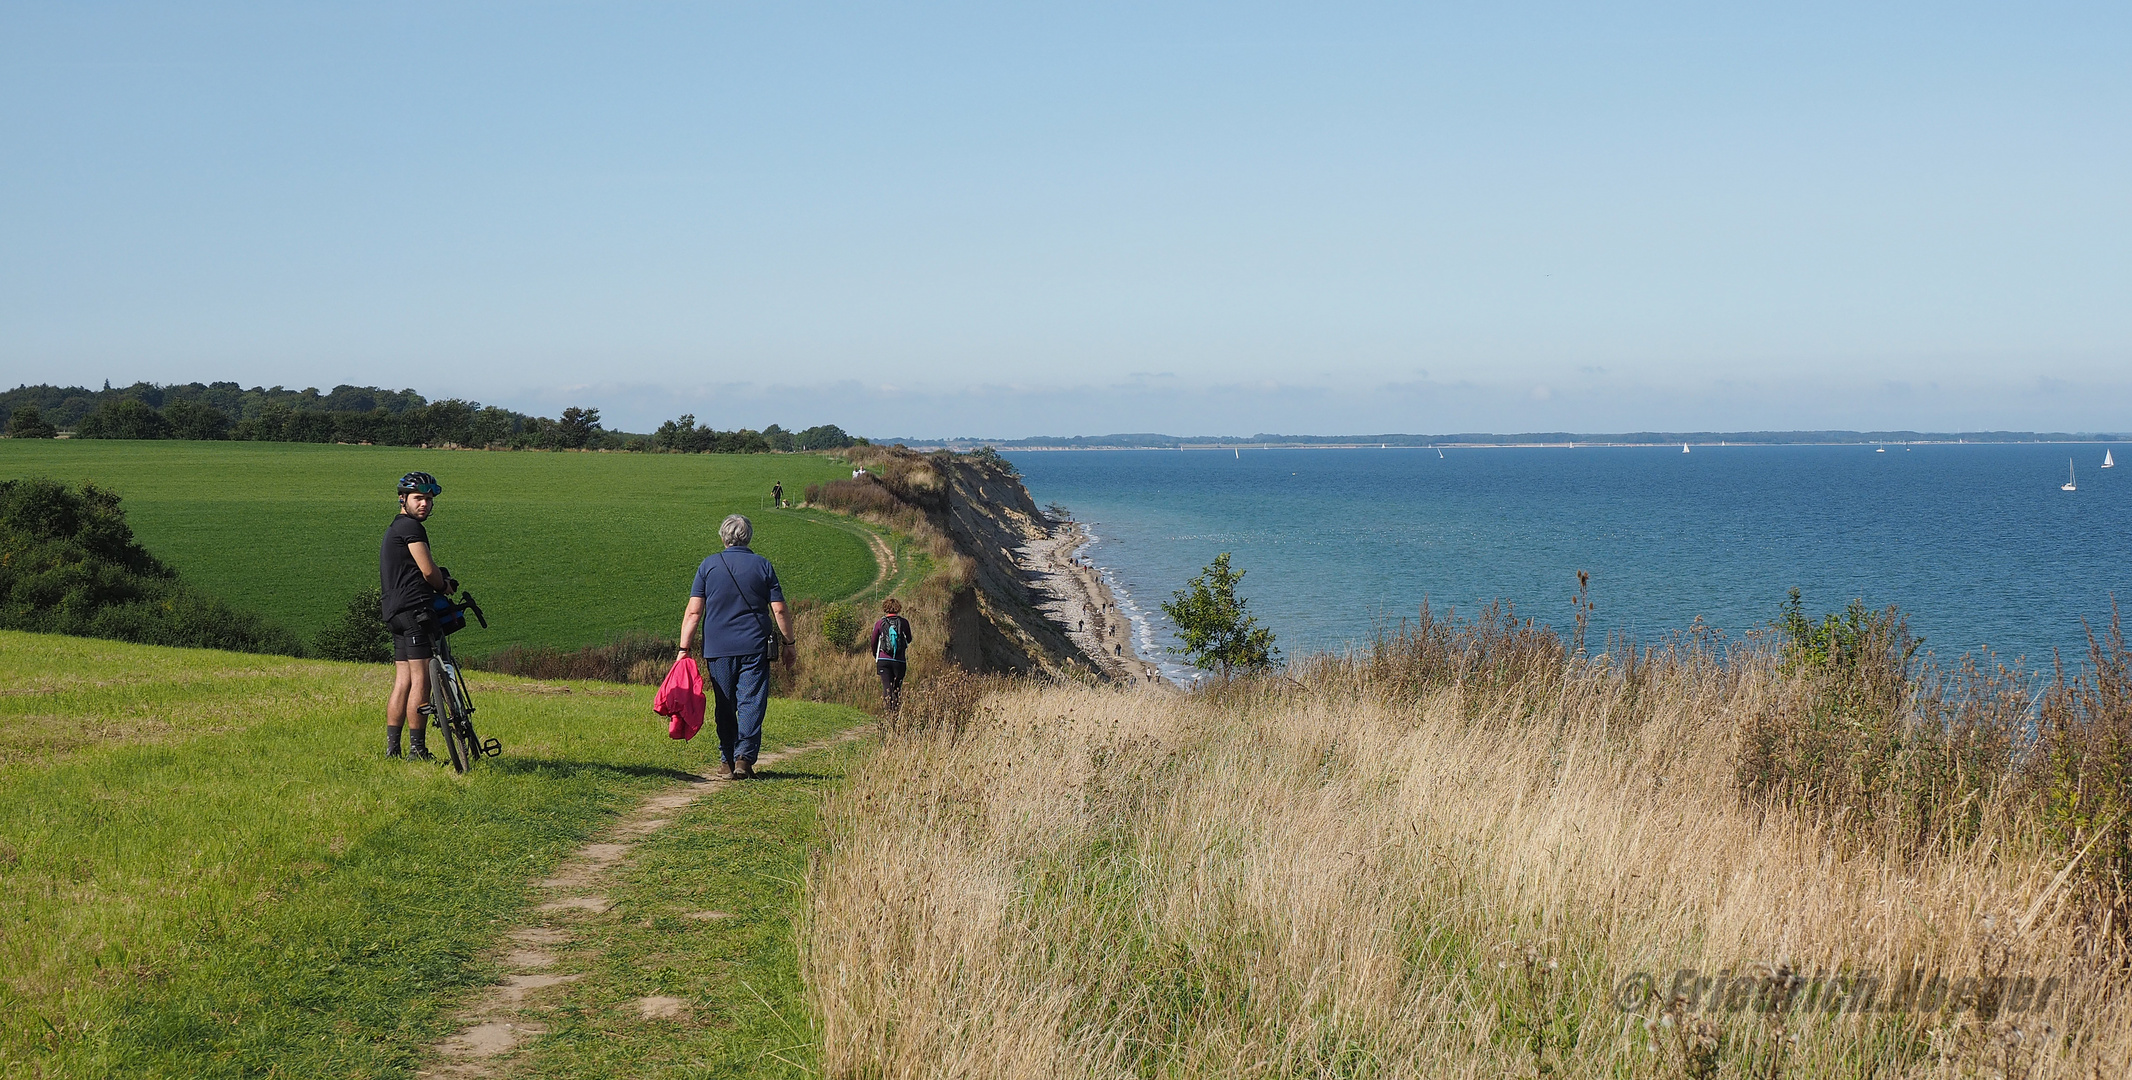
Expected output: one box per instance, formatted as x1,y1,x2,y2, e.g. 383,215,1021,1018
653,657,705,740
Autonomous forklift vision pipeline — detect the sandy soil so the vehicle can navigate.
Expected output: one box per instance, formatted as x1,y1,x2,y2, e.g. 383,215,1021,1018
1019,521,1168,686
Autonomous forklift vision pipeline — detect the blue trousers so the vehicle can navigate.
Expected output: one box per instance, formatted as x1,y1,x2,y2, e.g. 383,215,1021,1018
702,652,770,762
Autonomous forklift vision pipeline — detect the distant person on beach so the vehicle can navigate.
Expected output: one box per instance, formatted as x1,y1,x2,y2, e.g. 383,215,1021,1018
676,514,795,780
870,598,913,715
380,471,451,760
771,482,783,508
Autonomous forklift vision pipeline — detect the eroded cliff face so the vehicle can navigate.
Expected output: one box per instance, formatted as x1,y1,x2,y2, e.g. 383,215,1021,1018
939,457,1098,678
833,447,1103,680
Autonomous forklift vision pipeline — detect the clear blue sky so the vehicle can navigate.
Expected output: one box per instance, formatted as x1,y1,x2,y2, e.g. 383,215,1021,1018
4,2,2126,437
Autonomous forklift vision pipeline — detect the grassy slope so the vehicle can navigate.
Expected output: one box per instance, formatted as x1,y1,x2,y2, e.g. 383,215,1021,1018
0,630,869,1078
0,441,872,653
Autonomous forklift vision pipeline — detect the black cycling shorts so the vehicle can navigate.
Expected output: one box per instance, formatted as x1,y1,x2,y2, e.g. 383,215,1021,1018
386,608,436,662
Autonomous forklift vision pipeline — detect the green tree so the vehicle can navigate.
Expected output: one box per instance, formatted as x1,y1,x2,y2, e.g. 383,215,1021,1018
555,406,601,449
4,405,57,438
1161,552,1278,678
75,398,173,439
795,423,854,450
470,406,516,447
315,585,392,663
164,399,232,440
967,445,1019,478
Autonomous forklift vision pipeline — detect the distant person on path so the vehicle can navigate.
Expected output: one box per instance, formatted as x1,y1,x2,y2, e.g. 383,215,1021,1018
380,471,452,760
771,482,783,508
676,514,795,780
870,598,913,715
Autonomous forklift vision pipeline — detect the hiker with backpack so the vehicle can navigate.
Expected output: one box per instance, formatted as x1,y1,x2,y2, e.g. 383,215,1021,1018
870,598,913,715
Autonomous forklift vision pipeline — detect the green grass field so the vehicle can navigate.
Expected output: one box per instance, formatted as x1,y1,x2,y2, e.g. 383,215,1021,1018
0,629,871,1077
0,441,875,654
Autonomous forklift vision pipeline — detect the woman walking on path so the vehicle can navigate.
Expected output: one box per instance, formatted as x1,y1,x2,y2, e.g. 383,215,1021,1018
870,598,913,715
675,514,795,779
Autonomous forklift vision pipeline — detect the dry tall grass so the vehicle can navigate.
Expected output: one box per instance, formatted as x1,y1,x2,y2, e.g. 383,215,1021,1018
802,612,2132,1078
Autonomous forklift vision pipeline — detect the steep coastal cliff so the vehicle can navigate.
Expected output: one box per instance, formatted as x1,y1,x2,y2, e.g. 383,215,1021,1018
809,446,1109,680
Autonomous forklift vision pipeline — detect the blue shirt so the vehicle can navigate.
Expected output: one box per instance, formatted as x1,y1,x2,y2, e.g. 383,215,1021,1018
690,546,785,658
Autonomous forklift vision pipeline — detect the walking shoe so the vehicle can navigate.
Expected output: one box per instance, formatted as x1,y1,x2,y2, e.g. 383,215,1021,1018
406,747,438,762
737,756,757,779
717,760,736,781
384,749,403,760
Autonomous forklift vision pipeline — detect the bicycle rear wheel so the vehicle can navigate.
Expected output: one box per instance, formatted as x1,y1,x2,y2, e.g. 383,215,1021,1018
429,659,471,772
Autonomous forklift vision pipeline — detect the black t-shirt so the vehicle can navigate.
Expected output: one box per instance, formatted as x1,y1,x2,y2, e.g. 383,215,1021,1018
380,513,433,620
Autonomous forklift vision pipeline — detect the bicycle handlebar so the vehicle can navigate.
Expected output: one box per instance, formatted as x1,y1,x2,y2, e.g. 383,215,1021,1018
435,588,489,630
460,591,488,629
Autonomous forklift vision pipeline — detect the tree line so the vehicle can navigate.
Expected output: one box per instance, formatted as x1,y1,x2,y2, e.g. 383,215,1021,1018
1,381,861,454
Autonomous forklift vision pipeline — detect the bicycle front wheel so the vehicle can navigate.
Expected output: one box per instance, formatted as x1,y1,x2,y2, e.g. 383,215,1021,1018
429,659,471,772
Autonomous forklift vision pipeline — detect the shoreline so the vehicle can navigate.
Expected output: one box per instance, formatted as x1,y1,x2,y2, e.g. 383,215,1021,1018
1018,521,1167,686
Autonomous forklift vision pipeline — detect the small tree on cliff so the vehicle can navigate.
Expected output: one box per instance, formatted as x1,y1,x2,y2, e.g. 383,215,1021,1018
1162,552,1278,678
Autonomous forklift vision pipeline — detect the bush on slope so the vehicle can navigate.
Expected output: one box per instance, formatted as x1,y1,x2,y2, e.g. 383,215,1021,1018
0,477,304,655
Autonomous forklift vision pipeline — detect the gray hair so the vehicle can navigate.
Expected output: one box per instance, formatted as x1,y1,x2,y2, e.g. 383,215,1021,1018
720,514,753,549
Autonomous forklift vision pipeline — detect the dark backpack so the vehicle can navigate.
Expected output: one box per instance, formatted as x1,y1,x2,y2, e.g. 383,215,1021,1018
876,617,908,662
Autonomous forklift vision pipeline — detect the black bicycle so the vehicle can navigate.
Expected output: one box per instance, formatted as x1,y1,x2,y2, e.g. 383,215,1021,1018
426,587,502,773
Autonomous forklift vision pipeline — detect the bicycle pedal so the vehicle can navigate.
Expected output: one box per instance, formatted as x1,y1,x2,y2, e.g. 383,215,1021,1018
481,738,503,757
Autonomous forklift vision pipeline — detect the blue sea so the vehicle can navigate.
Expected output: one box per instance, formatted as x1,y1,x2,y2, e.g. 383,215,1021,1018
1007,443,2132,679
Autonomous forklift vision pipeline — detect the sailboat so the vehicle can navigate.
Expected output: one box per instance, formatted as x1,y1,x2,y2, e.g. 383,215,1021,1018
1876,444,1886,453
2063,460,2078,492
1681,443,1690,453
2105,450,2116,469
1437,448,1444,459
1234,447,1239,459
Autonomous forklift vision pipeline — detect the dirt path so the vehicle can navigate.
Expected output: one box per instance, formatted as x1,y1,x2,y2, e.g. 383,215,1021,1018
854,527,897,598
415,726,873,1078
780,508,900,604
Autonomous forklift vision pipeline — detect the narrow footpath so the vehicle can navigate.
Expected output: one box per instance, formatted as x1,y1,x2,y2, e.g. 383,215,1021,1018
416,726,872,1079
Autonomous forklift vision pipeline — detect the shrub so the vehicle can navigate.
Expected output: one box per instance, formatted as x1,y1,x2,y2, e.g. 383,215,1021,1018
805,476,904,518
466,631,677,684
315,585,392,663
4,405,56,438
0,477,305,655
2032,605,2132,932
820,602,863,650
163,399,232,440
966,444,1019,478
74,398,173,439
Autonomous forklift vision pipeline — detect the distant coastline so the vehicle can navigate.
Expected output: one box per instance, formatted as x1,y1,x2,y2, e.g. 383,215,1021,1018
886,430,2127,451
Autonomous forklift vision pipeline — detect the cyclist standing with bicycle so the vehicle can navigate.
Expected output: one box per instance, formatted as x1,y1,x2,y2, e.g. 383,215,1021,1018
381,471,454,760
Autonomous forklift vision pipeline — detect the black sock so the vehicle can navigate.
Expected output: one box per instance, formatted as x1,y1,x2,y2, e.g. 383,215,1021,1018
387,725,403,755
411,705,437,750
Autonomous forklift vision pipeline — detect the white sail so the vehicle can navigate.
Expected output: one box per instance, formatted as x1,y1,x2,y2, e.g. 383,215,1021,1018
2105,450,2116,468
2063,460,2078,492
1682,443,1690,453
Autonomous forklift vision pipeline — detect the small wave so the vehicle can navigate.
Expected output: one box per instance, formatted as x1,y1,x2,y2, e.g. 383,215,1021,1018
1081,535,1193,686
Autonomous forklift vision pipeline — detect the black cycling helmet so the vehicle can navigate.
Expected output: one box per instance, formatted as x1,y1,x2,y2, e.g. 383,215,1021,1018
397,471,442,497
